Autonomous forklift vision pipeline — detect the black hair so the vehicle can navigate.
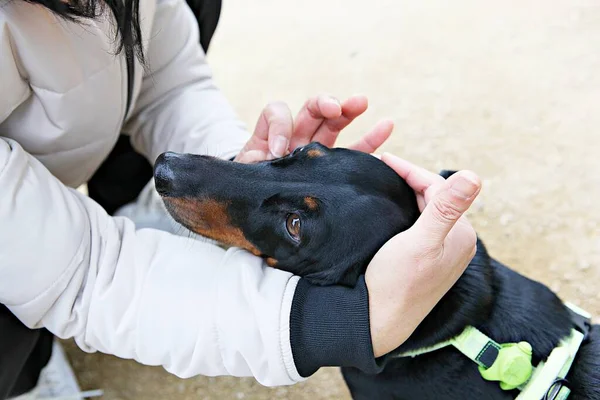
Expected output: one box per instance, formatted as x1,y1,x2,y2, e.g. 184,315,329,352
27,0,144,64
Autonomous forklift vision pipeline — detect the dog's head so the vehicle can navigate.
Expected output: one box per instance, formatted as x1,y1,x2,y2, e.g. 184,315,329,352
154,142,419,286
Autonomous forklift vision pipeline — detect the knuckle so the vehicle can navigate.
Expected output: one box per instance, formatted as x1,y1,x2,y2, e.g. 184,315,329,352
432,196,462,223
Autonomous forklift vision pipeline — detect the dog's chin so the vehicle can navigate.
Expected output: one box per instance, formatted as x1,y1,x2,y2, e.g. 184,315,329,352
273,259,365,287
304,267,363,287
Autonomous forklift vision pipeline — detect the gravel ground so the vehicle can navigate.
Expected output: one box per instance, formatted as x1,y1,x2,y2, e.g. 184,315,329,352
63,0,600,398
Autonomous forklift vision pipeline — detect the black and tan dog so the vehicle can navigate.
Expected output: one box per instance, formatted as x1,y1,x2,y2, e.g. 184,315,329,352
153,142,599,400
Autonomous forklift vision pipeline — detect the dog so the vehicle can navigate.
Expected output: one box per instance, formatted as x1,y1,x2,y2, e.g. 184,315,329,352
153,142,599,400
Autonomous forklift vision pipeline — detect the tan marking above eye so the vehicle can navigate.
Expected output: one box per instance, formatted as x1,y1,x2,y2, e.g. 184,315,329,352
307,149,325,158
304,197,318,210
286,213,301,241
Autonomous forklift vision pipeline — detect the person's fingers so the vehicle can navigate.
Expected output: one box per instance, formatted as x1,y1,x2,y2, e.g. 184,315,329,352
382,153,444,194
234,149,268,164
412,170,481,246
301,95,369,148
253,101,294,159
340,95,369,118
290,95,342,149
347,119,394,154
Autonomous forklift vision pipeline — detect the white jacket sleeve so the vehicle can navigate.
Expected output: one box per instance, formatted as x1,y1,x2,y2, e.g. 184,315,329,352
0,138,303,386
126,0,250,162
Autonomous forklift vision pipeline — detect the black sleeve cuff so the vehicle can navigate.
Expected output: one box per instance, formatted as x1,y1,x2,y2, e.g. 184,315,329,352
289,276,385,377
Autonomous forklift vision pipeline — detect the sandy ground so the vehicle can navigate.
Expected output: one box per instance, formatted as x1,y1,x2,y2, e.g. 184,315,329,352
63,0,600,398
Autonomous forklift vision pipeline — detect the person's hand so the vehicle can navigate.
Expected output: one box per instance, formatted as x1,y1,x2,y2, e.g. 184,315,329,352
366,153,482,357
234,95,394,163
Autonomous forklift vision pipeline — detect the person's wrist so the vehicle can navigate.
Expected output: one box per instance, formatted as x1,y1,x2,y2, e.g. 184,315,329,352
289,277,383,377
366,274,414,358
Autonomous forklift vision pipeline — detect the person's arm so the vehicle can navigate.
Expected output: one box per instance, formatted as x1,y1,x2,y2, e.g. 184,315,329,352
125,0,249,162
0,138,304,385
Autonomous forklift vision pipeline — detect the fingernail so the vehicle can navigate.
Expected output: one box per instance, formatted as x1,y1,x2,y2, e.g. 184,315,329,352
271,136,288,158
450,172,481,200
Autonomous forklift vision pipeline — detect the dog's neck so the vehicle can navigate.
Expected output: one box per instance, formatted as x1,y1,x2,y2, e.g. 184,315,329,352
389,239,574,364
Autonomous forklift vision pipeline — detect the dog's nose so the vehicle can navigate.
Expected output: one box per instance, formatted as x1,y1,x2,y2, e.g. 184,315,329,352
154,152,179,195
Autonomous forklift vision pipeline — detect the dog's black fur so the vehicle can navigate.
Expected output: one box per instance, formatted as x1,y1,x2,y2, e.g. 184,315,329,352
154,142,599,399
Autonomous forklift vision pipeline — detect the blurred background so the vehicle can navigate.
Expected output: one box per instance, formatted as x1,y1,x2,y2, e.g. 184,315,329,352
64,0,600,398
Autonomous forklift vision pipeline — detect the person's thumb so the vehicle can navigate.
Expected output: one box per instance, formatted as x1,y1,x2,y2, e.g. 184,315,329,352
413,170,481,245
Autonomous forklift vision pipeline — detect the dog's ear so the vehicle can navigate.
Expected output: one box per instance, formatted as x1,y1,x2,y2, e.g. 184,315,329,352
439,170,458,179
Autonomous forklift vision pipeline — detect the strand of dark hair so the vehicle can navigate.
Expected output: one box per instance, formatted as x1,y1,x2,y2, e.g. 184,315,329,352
26,0,145,64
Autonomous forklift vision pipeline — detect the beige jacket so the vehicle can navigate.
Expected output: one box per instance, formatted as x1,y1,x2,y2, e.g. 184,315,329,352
0,0,302,385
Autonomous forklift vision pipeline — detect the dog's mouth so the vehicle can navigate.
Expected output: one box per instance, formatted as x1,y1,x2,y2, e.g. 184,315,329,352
164,195,264,255
154,152,266,256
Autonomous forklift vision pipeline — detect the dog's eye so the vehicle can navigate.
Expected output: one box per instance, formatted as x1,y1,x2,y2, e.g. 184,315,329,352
286,213,301,241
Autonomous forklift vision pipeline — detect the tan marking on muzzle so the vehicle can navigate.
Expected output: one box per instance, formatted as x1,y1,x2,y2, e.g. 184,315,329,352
164,197,261,256
266,258,278,267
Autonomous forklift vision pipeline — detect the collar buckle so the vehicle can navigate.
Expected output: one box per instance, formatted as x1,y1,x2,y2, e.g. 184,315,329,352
479,341,534,390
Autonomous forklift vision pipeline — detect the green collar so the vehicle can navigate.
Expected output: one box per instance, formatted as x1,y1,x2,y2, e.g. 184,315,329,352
394,302,591,399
